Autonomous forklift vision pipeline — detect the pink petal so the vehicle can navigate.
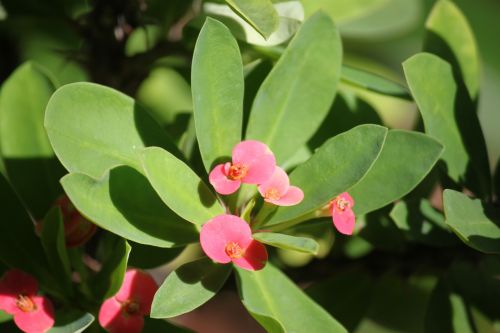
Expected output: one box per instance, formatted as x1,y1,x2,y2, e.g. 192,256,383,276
232,240,268,271
99,298,144,333
338,192,354,207
115,269,158,315
200,215,253,264
0,270,38,314
258,167,289,199
232,141,276,184
268,186,304,206
208,163,241,195
13,296,54,333
332,208,356,235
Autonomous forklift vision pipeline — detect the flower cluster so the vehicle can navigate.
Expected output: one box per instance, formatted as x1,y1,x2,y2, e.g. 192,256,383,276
0,269,54,333
99,269,158,333
209,140,304,207
202,141,305,271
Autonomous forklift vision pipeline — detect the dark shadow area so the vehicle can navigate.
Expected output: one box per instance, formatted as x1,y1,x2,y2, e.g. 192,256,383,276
307,94,382,151
306,266,374,332
4,157,65,219
493,157,500,201
164,113,192,144
242,60,273,138
425,31,491,199
359,207,407,253
133,101,184,161
197,180,217,208
108,165,198,246
404,199,458,247
175,257,232,292
128,242,184,269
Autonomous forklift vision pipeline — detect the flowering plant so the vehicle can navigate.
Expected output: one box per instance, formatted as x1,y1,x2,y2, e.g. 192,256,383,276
0,0,499,332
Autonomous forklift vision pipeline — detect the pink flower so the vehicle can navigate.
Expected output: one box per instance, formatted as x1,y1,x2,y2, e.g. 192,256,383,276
0,269,55,333
330,192,356,235
98,269,158,333
209,140,276,195
258,167,304,206
200,214,268,271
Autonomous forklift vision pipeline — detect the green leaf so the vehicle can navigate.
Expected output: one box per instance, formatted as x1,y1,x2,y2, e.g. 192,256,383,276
341,65,411,100
253,232,318,254
425,0,480,99
266,124,387,227
136,67,192,126
192,18,243,171
40,207,72,295
0,173,54,289
142,147,224,226
48,311,94,333
0,310,11,324
45,82,180,179
390,199,457,247
0,62,64,218
151,258,232,318
91,234,131,300
61,165,198,248
335,0,421,40
403,53,491,198
224,0,278,38
203,1,303,47
302,0,387,23
443,189,500,254
128,242,183,269
236,263,347,333
349,130,443,215
246,12,342,163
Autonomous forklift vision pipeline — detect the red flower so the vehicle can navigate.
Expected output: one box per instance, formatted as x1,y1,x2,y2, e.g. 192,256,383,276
330,192,356,235
0,270,55,333
98,269,158,333
200,214,268,271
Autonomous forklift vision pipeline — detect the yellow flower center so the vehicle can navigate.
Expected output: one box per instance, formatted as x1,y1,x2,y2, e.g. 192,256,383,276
225,242,245,259
16,295,36,313
264,188,281,201
227,164,248,180
336,197,350,211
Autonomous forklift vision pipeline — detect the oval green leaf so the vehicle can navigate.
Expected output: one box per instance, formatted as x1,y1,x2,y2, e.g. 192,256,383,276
266,124,388,227
236,263,347,333
40,207,73,295
253,232,319,254
61,166,198,248
443,189,500,254
142,147,224,226
224,0,279,39
246,12,342,164
425,0,480,99
341,65,411,100
404,53,491,198
151,258,232,318
0,62,64,217
192,18,243,171
45,82,180,179
91,234,130,300
349,130,443,215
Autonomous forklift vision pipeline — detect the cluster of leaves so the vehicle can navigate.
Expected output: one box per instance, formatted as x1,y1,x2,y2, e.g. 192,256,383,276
0,0,499,332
